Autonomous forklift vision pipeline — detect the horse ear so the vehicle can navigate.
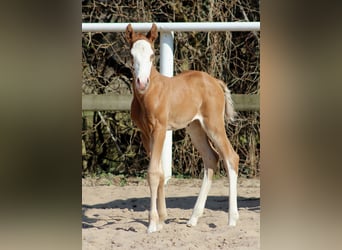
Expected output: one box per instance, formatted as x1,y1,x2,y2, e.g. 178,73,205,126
125,24,135,44
146,23,158,43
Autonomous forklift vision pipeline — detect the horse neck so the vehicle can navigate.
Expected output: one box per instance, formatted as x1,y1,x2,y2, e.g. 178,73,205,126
150,66,162,81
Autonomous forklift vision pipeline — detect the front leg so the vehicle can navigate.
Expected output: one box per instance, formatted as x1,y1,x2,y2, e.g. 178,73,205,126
147,126,167,233
131,97,151,157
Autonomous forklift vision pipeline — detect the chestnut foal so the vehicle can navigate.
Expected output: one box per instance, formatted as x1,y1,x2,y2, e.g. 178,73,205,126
126,23,239,233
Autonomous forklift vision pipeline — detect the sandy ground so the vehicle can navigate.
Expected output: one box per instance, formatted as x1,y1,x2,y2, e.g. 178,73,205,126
82,176,260,250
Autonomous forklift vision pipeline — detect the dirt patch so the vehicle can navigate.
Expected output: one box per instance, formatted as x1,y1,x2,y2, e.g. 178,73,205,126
82,177,260,249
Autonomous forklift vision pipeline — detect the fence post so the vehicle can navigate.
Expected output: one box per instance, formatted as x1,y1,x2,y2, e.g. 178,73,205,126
160,31,174,185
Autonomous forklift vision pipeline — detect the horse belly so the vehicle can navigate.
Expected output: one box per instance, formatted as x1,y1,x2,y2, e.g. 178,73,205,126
167,109,199,130
166,84,202,130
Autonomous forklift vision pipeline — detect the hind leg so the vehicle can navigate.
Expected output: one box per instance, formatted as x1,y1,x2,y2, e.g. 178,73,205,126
186,120,219,227
203,118,240,226
223,144,239,226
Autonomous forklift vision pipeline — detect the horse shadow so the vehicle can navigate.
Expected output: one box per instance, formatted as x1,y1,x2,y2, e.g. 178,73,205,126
82,195,260,229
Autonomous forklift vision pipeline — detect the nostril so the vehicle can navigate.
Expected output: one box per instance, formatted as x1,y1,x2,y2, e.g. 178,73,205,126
135,77,148,90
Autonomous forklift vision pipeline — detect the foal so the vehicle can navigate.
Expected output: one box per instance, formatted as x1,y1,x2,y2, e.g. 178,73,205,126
126,23,239,233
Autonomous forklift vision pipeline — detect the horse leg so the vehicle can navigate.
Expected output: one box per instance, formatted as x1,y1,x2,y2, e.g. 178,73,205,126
203,118,240,226
222,139,239,226
131,98,151,158
186,120,219,227
147,126,166,233
157,161,167,221
141,131,151,157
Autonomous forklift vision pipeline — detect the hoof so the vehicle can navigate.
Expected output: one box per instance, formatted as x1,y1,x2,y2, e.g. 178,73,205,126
228,220,237,227
186,218,198,227
228,212,239,226
147,222,163,233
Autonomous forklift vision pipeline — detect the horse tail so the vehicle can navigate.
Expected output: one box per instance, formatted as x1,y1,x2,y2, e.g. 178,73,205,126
218,80,236,123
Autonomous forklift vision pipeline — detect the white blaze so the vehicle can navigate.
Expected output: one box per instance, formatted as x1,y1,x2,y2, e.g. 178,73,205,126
130,40,154,90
